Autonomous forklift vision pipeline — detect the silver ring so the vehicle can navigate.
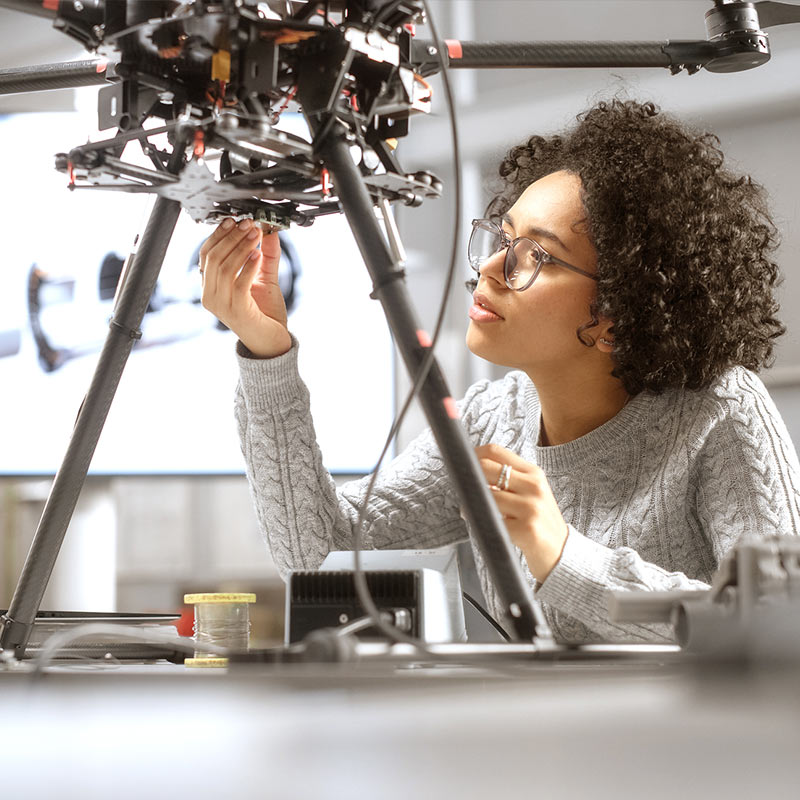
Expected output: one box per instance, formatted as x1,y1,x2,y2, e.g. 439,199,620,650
496,464,512,492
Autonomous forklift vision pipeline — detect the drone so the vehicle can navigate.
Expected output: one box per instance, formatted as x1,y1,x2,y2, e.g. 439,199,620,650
4,0,446,232
2,0,800,662
1,0,798,232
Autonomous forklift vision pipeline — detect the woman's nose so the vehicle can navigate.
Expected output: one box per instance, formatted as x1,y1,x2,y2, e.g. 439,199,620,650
478,247,506,282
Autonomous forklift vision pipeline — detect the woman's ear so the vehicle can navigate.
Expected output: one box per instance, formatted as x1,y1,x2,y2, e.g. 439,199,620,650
595,319,616,353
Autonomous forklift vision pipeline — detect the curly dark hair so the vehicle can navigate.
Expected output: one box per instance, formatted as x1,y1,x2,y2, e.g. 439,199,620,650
486,99,785,395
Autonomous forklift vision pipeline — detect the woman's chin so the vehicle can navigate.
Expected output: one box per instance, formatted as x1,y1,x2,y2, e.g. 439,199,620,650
466,330,513,368
465,328,486,358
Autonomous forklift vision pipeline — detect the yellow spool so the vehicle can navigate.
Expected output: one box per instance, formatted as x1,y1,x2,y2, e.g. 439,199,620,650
184,593,256,604
183,592,256,668
184,657,229,668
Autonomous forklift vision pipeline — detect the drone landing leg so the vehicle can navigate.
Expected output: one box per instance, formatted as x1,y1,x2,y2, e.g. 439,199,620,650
316,125,549,643
0,196,182,660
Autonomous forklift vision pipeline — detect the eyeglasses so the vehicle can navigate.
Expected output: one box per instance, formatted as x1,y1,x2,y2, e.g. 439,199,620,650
467,218,598,292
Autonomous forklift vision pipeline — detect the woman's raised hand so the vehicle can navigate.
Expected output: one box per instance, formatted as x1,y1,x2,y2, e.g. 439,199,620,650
199,218,292,358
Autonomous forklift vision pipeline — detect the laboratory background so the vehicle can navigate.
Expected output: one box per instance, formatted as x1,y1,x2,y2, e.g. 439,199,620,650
1,2,799,797
2,0,798,640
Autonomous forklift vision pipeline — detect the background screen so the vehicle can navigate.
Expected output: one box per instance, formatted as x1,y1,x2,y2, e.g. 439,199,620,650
0,112,395,475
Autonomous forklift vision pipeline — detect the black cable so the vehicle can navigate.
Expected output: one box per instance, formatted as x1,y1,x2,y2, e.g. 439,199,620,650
373,0,406,27
463,592,512,642
348,0,463,648
311,110,342,154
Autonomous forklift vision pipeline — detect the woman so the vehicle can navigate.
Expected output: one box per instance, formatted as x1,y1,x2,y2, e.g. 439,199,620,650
200,99,800,643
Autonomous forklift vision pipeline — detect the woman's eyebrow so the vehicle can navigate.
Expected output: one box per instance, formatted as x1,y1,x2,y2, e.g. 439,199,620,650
502,212,571,253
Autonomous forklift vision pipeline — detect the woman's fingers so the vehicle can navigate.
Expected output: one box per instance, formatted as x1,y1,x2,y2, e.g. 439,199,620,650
256,230,282,282
474,444,549,519
475,443,534,474
201,219,261,278
203,221,262,301
200,219,246,275
475,447,524,489
217,223,262,277
233,247,262,294
198,218,235,261
486,489,534,521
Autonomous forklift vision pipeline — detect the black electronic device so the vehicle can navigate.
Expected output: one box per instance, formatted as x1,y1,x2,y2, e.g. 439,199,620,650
2,0,800,663
286,547,467,645
288,570,420,643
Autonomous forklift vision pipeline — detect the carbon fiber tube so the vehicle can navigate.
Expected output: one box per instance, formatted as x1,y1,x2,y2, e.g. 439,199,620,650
316,125,549,643
448,40,672,68
0,195,181,660
0,60,110,95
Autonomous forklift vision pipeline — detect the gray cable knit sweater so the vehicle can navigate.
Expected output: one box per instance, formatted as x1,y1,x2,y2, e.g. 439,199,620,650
235,338,800,644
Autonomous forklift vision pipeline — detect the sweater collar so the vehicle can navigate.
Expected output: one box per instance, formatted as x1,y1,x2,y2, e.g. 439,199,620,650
522,378,653,474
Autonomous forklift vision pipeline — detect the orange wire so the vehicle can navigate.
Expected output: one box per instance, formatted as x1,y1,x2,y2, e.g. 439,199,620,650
413,72,433,94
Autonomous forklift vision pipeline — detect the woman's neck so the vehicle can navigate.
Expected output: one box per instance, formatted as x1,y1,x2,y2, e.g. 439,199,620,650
531,368,631,447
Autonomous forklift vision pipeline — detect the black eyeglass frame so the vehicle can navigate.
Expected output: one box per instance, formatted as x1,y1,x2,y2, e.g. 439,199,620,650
468,218,598,291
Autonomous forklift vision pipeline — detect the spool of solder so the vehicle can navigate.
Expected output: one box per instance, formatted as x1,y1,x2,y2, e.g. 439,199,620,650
183,592,256,668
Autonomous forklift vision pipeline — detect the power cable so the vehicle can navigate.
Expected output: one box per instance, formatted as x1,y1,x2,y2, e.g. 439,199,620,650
348,0,464,649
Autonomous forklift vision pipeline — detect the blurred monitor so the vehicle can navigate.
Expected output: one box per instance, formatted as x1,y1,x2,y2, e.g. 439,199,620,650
0,111,395,475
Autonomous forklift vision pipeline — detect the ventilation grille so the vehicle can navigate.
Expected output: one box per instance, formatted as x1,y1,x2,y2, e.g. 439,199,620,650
290,570,418,605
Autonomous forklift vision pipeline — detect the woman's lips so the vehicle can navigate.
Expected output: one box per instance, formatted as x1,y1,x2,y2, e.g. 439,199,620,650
469,292,504,322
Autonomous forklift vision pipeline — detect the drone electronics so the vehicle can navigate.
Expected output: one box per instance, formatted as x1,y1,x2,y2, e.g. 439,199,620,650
2,0,800,662
4,0,443,229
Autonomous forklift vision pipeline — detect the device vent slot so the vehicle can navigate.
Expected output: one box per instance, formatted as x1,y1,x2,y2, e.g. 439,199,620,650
291,570,416,603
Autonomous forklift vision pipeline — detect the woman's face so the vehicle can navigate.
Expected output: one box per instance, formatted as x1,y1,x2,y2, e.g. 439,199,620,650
465,170,601,375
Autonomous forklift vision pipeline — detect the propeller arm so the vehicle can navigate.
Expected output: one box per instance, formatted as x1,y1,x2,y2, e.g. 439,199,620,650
0,59,112,95
411,35,768,76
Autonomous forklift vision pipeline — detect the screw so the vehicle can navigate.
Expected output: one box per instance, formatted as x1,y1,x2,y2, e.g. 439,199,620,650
74,0,84,11
338,613,349,624
427,46,437,56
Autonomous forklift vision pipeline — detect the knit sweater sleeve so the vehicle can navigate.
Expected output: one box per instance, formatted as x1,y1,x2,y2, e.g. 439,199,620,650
235,337,468,579
536,369,800,644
